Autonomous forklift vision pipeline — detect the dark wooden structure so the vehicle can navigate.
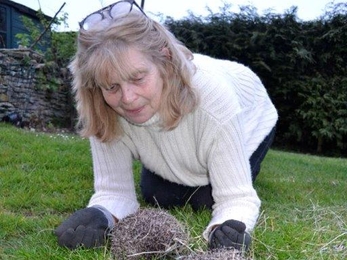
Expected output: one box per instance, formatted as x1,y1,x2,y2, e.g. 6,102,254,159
0,0,52,49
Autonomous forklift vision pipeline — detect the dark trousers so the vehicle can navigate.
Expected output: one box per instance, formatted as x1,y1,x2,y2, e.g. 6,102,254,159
140,127,276,211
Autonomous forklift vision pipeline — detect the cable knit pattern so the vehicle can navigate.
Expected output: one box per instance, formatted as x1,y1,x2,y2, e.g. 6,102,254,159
87,53,278,240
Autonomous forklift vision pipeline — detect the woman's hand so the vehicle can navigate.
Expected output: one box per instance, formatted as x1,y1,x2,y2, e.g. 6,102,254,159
54,207,109,249
208,219,251,251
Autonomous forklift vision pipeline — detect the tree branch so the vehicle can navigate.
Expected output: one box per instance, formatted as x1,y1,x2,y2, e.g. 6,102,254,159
30,2,66,50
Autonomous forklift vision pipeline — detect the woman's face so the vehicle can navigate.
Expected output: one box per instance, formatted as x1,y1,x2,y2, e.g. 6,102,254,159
100,48,164,124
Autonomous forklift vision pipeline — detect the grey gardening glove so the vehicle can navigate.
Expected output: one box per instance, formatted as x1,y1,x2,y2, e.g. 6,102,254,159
208,219,251,251
55,207,111,249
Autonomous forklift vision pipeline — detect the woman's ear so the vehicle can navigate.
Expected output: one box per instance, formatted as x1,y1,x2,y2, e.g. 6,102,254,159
161,47,171,59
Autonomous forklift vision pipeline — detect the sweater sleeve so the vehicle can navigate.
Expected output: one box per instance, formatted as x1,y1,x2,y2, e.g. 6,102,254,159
203,112,261,240
87,136,139,220
191,55,274,240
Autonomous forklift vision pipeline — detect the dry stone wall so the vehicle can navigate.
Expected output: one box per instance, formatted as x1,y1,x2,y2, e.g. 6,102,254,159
0,48,73,129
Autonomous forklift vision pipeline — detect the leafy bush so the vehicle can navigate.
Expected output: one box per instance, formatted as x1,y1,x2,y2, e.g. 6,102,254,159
16,9,76,68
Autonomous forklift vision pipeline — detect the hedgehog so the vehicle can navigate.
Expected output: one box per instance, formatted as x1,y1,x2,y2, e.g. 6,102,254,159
111,208,189,259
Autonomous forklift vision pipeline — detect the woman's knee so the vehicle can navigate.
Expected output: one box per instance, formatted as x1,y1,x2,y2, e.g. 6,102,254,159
140,167,188,208
188,185,214,211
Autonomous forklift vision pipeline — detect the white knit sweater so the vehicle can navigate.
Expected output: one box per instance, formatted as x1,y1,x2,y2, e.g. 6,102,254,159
87,54,278,239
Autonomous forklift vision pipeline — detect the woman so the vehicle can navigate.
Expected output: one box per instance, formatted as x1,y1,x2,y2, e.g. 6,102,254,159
55,0,278,251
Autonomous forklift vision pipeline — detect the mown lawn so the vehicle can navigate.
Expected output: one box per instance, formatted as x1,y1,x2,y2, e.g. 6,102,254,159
0,123,346,259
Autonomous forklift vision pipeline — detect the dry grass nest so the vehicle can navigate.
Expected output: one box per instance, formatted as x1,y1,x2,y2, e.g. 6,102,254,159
111,208,251,260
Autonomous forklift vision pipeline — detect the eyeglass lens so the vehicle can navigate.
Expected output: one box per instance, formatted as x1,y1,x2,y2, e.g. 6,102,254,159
82,1,133,30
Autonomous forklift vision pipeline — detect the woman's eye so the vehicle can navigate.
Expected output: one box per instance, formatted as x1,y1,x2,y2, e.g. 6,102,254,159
132,74,146,83
131,78,142,83
107,84,120,92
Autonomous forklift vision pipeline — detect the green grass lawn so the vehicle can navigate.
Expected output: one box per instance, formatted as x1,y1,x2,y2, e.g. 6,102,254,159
0,123,346,259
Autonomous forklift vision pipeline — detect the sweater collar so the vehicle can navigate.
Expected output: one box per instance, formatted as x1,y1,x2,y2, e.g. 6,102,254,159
122,113,161,127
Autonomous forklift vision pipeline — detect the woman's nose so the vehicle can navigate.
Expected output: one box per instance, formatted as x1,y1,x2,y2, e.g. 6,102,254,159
121,84,137,104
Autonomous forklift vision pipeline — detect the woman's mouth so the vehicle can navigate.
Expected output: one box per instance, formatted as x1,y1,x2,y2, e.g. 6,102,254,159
124,106,145,115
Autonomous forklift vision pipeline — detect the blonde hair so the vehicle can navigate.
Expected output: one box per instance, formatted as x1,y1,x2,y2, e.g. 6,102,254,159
70,11,198,142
